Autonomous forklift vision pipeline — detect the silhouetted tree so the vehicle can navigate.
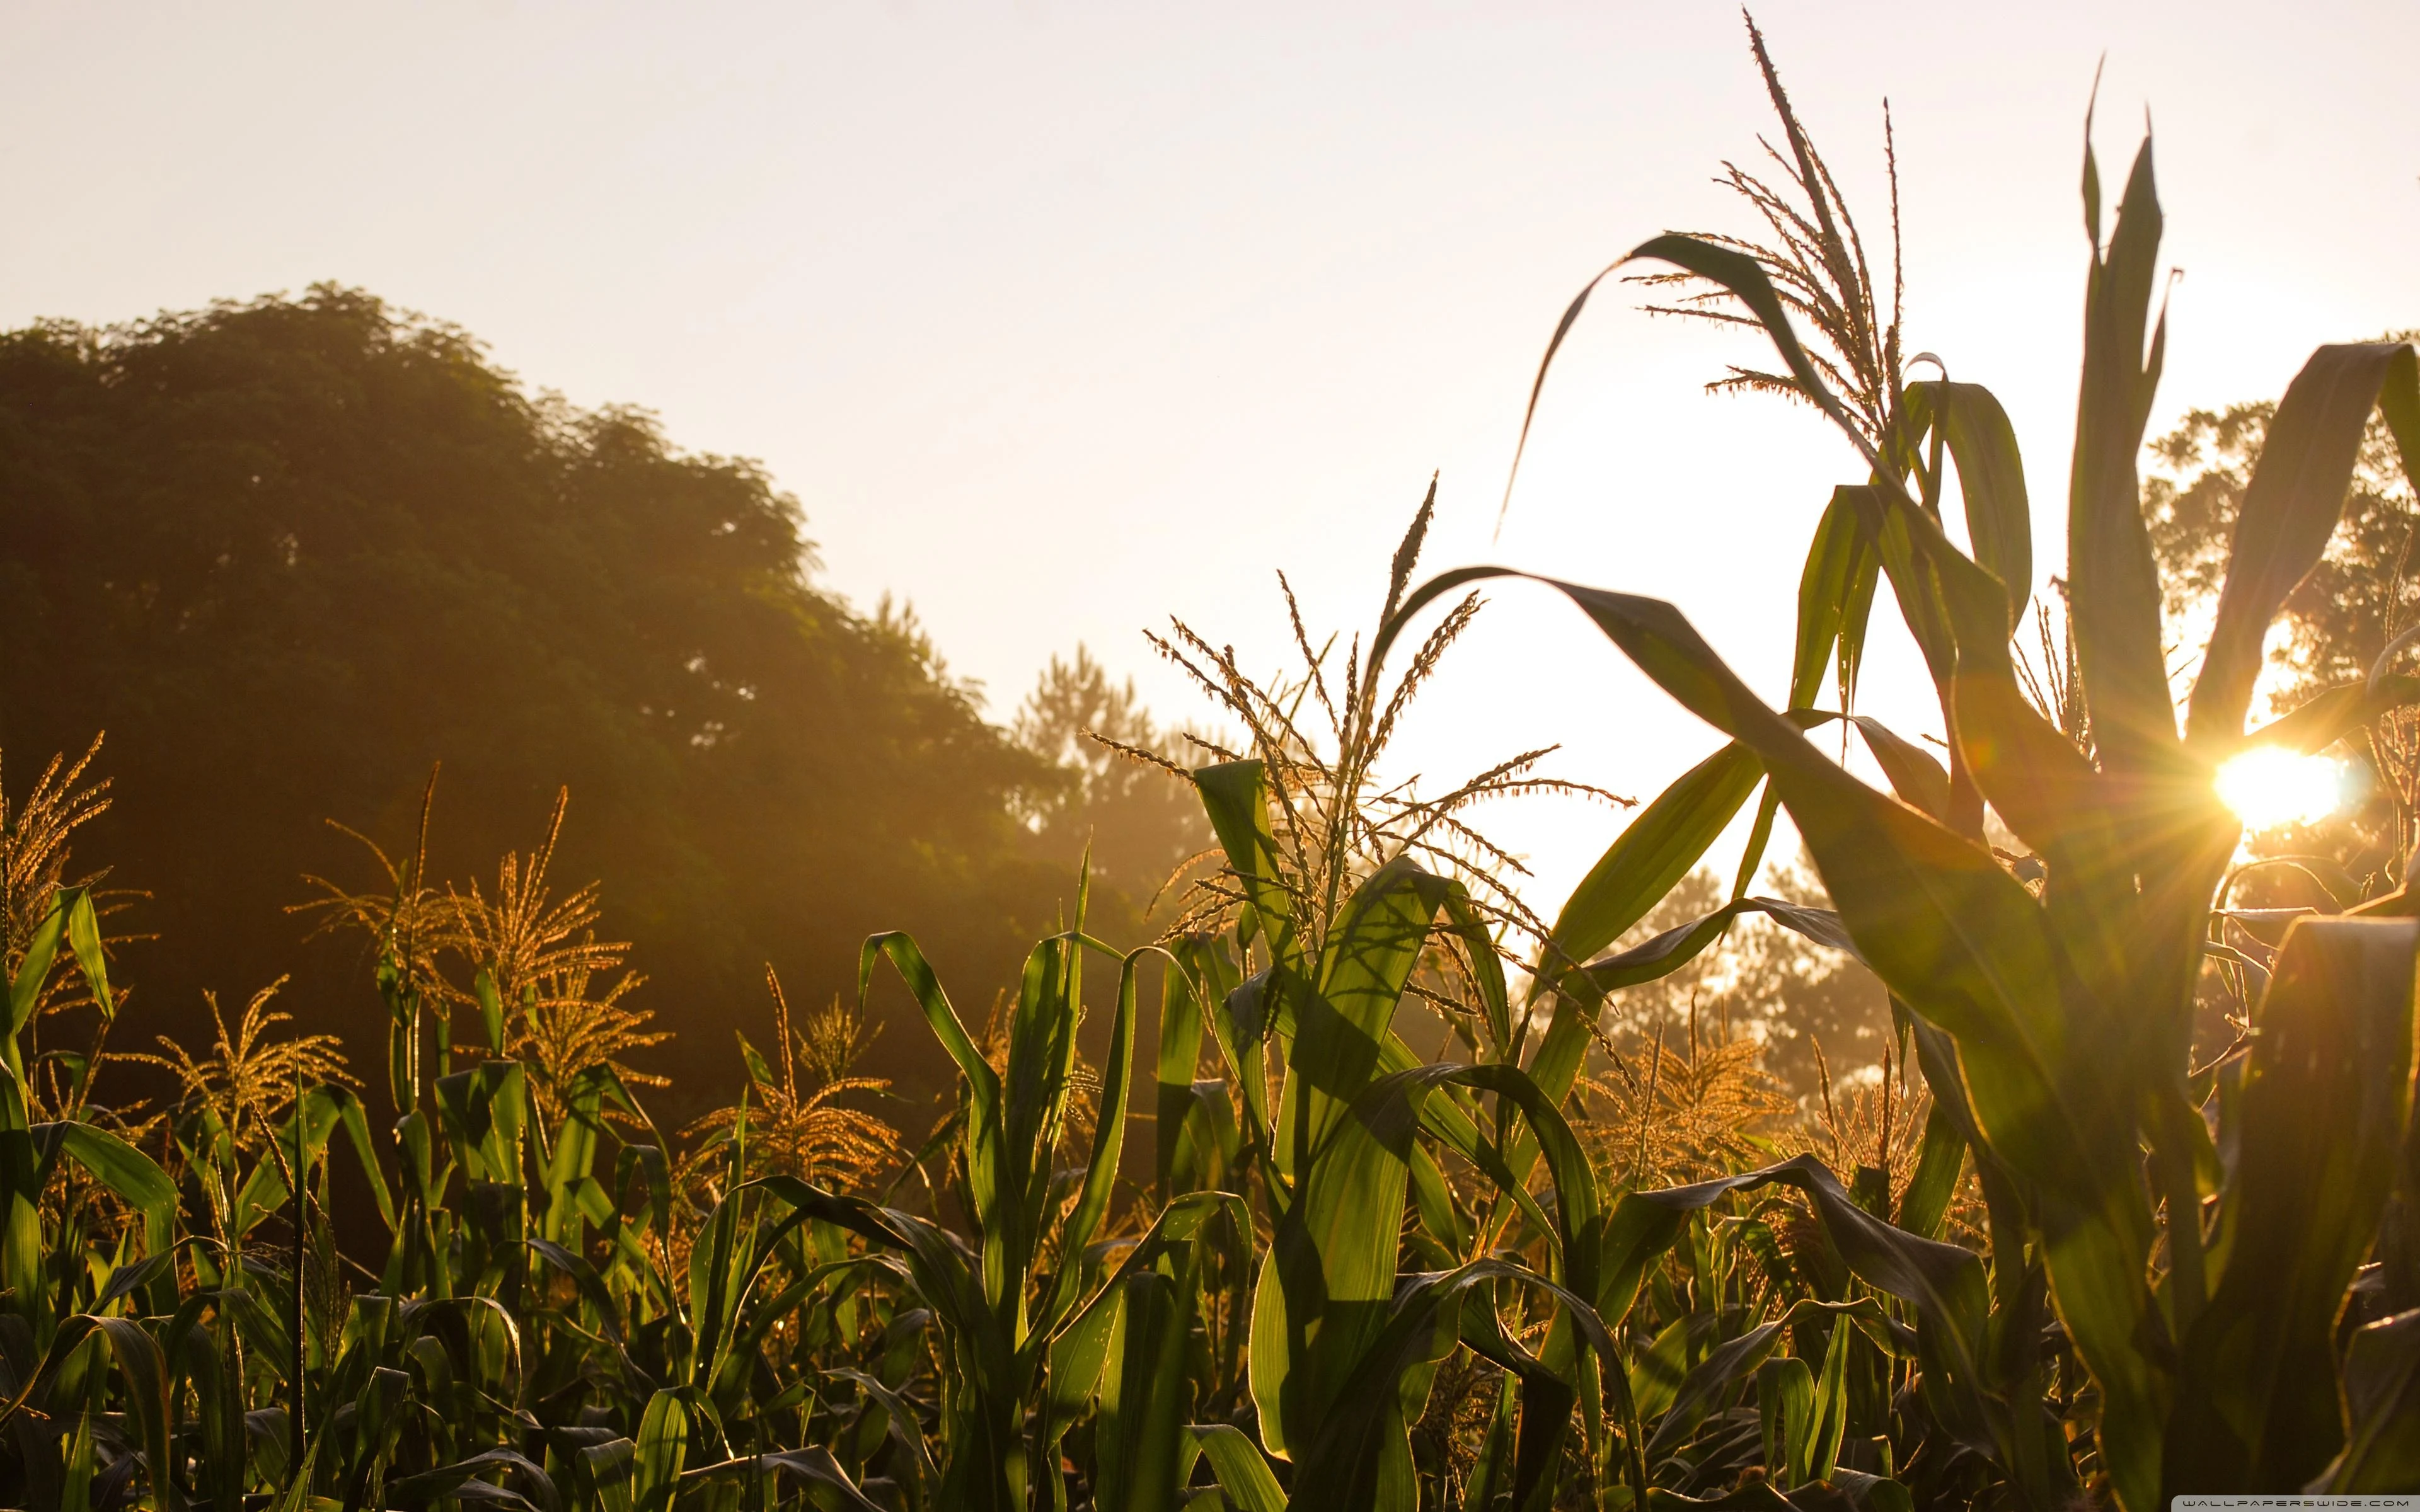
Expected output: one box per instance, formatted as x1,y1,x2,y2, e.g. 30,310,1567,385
1011,645,1213,921
0,285,1111,1109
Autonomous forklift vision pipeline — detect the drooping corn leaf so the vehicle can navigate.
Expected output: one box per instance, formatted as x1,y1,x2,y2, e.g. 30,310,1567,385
1377,563,2167,1511
1905,380,2032,624
1576,895,1858,997
1283,1258,1612,1512
1186,1423,1286,1512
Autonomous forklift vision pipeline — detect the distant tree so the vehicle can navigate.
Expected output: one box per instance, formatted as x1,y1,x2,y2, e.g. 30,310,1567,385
1011,645,1213,919
0,285,1109,1109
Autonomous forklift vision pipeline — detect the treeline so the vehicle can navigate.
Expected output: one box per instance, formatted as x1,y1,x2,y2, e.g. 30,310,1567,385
0,285,1202,1109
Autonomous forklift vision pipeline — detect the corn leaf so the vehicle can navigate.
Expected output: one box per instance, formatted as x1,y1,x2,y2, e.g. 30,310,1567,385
2164,918,2418,1493
2066,132,2173,776
2190,343,2420,744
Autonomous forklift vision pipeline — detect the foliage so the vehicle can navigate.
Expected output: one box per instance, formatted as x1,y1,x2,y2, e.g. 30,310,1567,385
1376,18,2420,1507
0,287,1095,1106
1596,863,1893,1111
2143,357,2420,897
1011,645,1216,919
6,18,2420,1512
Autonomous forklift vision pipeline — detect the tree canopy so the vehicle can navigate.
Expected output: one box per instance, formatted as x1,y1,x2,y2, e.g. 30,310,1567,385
0,285,1180,1106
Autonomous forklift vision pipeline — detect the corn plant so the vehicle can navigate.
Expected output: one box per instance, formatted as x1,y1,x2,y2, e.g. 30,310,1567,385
13,26,2420,1511
1379,91,2420,1512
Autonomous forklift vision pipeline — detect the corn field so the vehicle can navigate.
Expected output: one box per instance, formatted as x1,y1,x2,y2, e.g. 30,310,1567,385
6,31,2420,1512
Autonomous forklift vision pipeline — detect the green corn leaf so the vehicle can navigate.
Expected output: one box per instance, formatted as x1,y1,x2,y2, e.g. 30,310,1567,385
527,1237,637,1354
1809,1314,1853,1484
685,1179,749,1387
1790,491,1878,711
473,968,506,1057
1839,715,1952,823
1284,1257,1612,1512
1538,741,1765,985
343,1364,411,1512
1906,380,2032,624
1250,862,1529,1458
1894,1102,1966,1241
1406,1140,1467,1261
742,1176,1024,1506
1095,1254,1199,1512
6,896,66,1048
1645,1298,1899,1461
1400,1063,1601,1297
0,1314,173,1512
44,1121,176,1263
1193,760,1307,990
1519,738,1765,1135
1577,895,1857,997
858,929,1009,1303
999,932,1087,1309
233,1084,384,1238
631,1389,689,1512
1255,1057,1599,1469
575,1438,635,1512
1859,484,1963,700
434,1060,526,1187
2310,1307,2420,1492
2248,673,2420,756
2165,918,2418,1494
1598,1157,1973,1408
1249,1074,1417,1457
1436,883,1514,1059
2066,130,2173,776
829,1366,939,1505
1451,1307,1573,1512
1185,1424,1284,1512
1033,944,1150,1339
1858,478,2116,870
384,1448,556,1511
681,1448,889,1511
2189,343,2420,745
1155,948,1208,1201
1758,1356,1817,1489
61,889,114,1022
1294,859,1461,1158
1048,1194,1252,1511
540,1067,613,1246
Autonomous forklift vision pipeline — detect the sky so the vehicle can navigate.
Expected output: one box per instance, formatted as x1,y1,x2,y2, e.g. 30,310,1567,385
4,0,2415,915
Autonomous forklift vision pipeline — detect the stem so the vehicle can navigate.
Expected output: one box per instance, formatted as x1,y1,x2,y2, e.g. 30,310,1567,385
290,1072,307,1490
2155,1125,2207,1337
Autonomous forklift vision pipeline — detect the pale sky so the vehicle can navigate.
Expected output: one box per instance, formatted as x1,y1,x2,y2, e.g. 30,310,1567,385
6,1,2415,915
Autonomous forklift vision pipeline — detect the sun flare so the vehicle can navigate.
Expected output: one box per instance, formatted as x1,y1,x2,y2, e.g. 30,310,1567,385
2213,747,2350,831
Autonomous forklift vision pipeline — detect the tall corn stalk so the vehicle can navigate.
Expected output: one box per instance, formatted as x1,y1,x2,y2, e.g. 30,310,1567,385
1380,53,2420,1509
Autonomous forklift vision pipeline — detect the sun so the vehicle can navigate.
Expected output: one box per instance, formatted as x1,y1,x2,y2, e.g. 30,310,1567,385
2213,747,2350,831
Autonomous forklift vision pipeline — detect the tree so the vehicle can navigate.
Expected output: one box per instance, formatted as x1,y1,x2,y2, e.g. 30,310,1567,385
0,285,1100,1109
1010,644,1212,920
